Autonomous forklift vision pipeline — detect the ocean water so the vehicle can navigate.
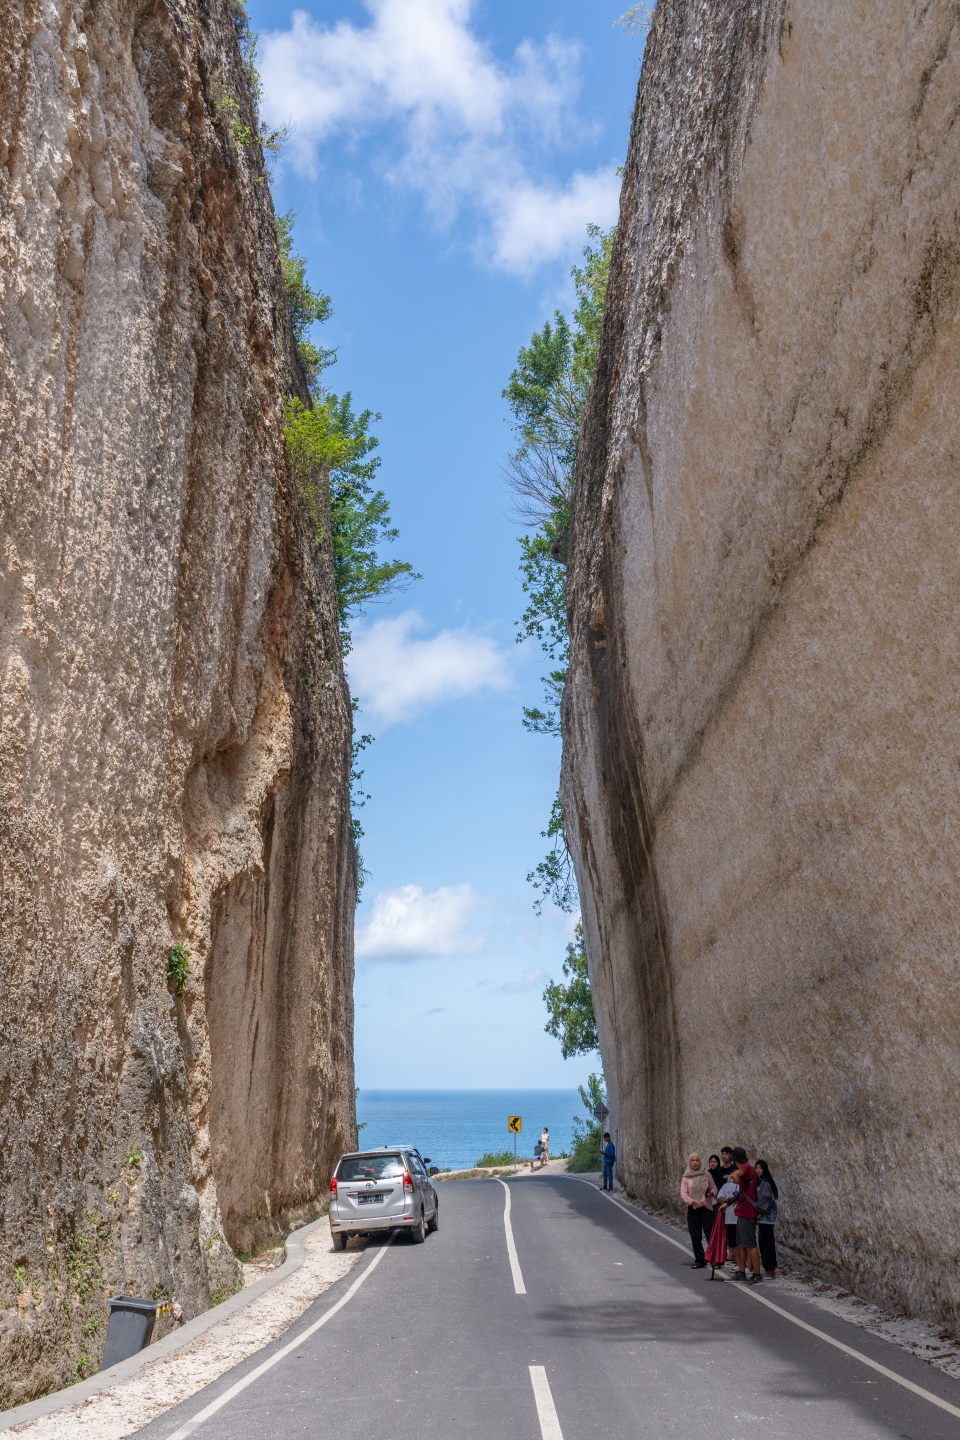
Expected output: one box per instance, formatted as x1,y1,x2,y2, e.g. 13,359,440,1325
354,1089,585,1172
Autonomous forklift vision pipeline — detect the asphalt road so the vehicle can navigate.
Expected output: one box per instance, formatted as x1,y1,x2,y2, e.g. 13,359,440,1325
139,1175,960,1439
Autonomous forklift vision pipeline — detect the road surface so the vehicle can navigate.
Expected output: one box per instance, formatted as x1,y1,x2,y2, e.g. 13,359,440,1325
137,1174,960,1439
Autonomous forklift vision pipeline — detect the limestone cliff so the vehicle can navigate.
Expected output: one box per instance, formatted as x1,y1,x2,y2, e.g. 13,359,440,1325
565,0,960,1325
0,0,355,1402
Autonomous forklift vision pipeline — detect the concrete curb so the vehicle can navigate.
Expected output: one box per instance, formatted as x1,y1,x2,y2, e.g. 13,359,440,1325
0,1216,329,1433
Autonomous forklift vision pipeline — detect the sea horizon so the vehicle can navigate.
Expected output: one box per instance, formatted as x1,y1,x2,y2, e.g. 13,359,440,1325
354,1088,587,1172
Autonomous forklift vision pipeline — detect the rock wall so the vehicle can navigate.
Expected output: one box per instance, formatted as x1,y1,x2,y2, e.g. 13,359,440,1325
0,0,356,1402
564,0,960,1325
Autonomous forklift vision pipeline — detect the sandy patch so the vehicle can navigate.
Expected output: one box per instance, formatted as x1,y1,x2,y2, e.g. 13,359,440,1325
10,1229,361,1439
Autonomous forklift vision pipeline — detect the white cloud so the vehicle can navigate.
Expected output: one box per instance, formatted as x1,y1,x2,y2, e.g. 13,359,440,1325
498,967,548,994
346,610,509,727
355,883,483,958
259,0,620,273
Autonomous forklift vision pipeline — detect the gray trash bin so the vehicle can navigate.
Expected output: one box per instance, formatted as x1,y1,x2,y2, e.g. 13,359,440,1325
100,1295,170,1370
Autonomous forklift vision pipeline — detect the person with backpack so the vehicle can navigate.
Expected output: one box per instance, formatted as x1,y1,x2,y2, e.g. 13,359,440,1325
680,1154,717,1267
730,1147,762,1284
755,1158,779,1277
601,1133,616,1191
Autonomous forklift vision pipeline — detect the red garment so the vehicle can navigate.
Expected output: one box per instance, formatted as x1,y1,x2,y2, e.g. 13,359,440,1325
734,1163,759,1218
704,1214,727,1267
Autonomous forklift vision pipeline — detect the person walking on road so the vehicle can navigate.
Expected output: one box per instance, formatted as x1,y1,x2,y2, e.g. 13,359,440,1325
601,1133,616,1191
681,1153,717,1268
755,1159,779,1277
731,1147,762,1284
539,1128,549,1167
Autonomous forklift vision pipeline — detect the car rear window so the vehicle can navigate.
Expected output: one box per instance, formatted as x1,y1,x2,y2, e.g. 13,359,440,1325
337,1154,406,1182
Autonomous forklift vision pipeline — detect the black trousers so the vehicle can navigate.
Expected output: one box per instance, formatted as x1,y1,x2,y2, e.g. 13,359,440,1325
686,1205,715,1264
758,1224,777,1272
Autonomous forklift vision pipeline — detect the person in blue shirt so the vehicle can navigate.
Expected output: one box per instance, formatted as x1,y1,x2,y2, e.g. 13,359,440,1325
601,1133,616,1191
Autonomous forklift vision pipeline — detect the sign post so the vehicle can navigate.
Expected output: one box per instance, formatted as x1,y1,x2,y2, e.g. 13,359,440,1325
508,1115,522,1174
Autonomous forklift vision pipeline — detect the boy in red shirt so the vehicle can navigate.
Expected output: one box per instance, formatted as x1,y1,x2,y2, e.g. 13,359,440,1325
731,1146,762,1285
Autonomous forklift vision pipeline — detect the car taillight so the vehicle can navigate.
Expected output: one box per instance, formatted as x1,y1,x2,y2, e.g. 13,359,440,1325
403,1171,413,1192
329,1177,337,1194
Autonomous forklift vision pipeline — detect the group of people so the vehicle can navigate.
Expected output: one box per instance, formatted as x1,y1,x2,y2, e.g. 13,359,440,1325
681,1146,779,1283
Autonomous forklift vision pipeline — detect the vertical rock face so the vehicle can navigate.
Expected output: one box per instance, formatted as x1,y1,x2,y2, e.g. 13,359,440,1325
0,0,355,1401
565,0,960,1324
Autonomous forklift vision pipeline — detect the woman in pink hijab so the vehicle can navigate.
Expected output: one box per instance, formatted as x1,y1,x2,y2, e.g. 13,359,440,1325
681,1153,718,1268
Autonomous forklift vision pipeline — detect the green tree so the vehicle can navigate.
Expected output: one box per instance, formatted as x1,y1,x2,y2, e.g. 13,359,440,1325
542,924,597,1058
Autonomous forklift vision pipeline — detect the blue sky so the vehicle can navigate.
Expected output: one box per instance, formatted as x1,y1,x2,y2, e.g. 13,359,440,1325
246,0,647,1087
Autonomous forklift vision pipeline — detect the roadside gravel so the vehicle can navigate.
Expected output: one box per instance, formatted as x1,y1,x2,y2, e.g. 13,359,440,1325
9,1229,360,1439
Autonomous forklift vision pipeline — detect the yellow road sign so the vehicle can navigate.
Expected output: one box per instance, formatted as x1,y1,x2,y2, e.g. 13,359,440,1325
508,1115,522,1133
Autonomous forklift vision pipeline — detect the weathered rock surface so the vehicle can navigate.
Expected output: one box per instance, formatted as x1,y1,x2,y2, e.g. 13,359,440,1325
565,0,960,1325
0,0,355,1402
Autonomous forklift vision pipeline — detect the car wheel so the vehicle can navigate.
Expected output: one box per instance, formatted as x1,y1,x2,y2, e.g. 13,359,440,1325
427,1201,439,1234
332,1232,348,1251
410,1209,426,1244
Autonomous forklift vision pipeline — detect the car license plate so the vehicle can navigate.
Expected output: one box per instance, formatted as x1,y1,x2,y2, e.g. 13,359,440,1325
357,1194,385,1205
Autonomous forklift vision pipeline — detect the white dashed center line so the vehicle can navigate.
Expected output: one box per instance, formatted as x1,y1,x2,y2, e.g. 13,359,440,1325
529,1366,564,1440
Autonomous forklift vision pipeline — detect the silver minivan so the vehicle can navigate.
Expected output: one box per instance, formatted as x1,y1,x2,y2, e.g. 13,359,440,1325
329,1146,439,1249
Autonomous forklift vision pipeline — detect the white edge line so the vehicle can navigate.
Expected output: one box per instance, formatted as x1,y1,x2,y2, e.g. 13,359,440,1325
496,1178,526,1295
529,1365,564,1440
164,1234,396,1439
569,1177,960,1422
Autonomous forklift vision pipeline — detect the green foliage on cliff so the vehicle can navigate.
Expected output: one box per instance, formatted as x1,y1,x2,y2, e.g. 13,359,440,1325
284,396,419,639
616,3,656,35
166,942,192,999
505,225,615,917
527,794,577,916
279,215,418,901
568,1073,607,1172
505,224,615,586
279,217,418,641
542,924,598,1058
277,212,337,391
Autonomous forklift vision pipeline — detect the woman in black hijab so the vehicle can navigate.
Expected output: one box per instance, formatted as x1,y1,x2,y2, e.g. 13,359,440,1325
755,1159,779,1277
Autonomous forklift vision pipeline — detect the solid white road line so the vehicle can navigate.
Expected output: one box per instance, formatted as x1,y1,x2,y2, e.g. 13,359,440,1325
570,1179,960,1423
529,1366,564,1440
497,1178,527,1295
164,1235,396,1439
